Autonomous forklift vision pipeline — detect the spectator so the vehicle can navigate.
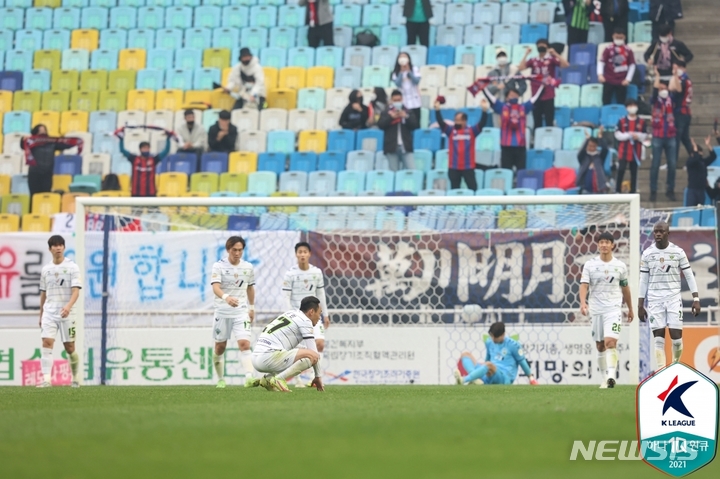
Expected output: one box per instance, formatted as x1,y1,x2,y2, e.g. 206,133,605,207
614,99,648,193
487,49,526,102
686,136,716,206
224,48,266,111
21,125,83,198
369,87,388,126
577,135,610,194
208,110,238,154
101,173,121,191
377,90,419,171
119,135,170,197
176,109,207,169
644,24,693,80
650,76,678,202
670,61,693,156
600,0,629,41
339,90,369,130
404,0,432,47
433,99,489,190
707,178,720,203
299,0,334,48
391,53,422,123
563,0,592,45
650,0,683,40
518,40,568,129
482,85,544,172
598,28,636,106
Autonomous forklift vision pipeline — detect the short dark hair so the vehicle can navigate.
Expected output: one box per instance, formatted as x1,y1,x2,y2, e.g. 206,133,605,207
184,109,195,116
536,38,549,46
218,110,231,120
659,80,670,87
300,296,321,314
139,141,150,149
31,124,46,136
658,24,673,37
675,60,687,68
295,241,311,253
455,112,468,121
391,89,402,98
489,322,505,338
598,231,615,243
226,236,246,250
48,235,65,248
625,98,638,107
587,137,600,146
613,27,626,35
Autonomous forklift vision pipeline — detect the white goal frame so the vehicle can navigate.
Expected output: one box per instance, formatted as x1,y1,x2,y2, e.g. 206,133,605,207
74,193,642,384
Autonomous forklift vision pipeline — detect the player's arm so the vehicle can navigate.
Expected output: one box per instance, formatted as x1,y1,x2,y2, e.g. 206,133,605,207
579,263,590,316
316,274,330,329
212,282,239,307
38,290,46,328
282,271,293,310
61,287,80,319
620,269,634,322
679,252,701,316
512,343,537,385
303,325,325,391
638,256,649,321
247,284,255,322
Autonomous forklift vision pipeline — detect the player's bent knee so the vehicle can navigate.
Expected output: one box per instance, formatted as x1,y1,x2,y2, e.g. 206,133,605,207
604,338,617,349
214,342,227,354
316,340,325,353
596,341,606,352
41,338,54,349
64,342,75,354
296,349,319,364
238,340,251,351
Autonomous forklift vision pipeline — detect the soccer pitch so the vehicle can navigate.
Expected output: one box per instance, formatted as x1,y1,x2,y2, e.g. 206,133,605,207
0,386,717,479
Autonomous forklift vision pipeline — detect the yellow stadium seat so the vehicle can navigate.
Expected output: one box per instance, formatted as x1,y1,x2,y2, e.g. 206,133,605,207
41,91,70,112
32,111,61,136
263,67,278,90
119,49,147,70
93,191,130,197
0,213,20,232
0,91,12,113
127,89,156,111
156,89,183,111
266,88,297,110
22,214,51,232
298,130,328,153
202,48,230,69
228,152,257,174
1,194,30,216
498,209,528,229
32,192,61,216
52,174,73,193
79,70,108,92
61,192,89,213
269,191,298,213
98,90,127,111
279,67,306,90
0,174,10,196
51,70,79,92
179,192,209,214
71,29,99,51
157,172,188,196
218,172,248,194
34,50,61,71
221,67,233,86
306,66,334,89
190,172,219,194
184,90,212,107
35,0,62,7
211,89,235,111
117,174,131,193
70,91,98,112
60,110,89,134
108,70,136,91
12,90,41,112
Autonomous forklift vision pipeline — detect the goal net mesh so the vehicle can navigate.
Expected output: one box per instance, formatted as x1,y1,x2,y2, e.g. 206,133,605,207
77,197,656,386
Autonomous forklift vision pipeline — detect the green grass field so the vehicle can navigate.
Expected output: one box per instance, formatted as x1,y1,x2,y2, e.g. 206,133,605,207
0,385,717,479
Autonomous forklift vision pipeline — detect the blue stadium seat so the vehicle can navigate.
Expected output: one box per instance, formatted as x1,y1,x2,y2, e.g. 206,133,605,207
413,129,442,153
137,6,164,29
23,69,51,92
212,28,239,50
473,2,501,25
259,212,288,230
334,4,361,27
336,170,365,195
222,6,249,28
200,152,228,174
80,6,108,29
165,68,193,90
356,129,383,152
286,47,314,68
560,65,588,86
562,126,591,150
436,25,463,46
26,8,54,30
109,6,136,29
5,50,33,72
671,210,701,228
0,8,25,31
548,22,567,44
317,152,345,173
365,170,394,195
427,45,454,67
381,25,406,48
555,106,571,128
333,66,361,89
413,149,433,172
445,3,473,26
147,49,173,70
268,26,296,50
555,84,581,108
315,46,343,69
375,210,406,231
183,28,211,51
167,153,198,176
394,169,424,195
62,49,90,70
529,2,557,24
0,71,22,91
346,150,375,172
0,30,13,52
569,43,597,67
492,24,520,45
289,152,317,173
572,106,601,125
516,170,544,190
265,131,295,155
279,171,307,194
249,5,277,28
588,22,604,45
165,6,192,29
343,46,371,68
483,168,513,192
54,155,83,175
307,170,337,194
155,28,182,50
701,208,717,227
89,110,117,134
288,212,318,232
15,29,43,51
600,105,626,129
127,28,154,50
526,150,554,171
502,2,529,24
3,111,31,134
297,88,325,110
174,48,202,70
194,6,221,29
241,27,268,50
260,47,287,69
99,29,127,51
228,214,260,231
193,67,219,90
521,24,548,44
327,130,356,156
553,150,578,169
278,5,304,28
53,7,81,30
426,169,449,190
537,187,566,196
136,69,164,90
454,45,484,67
475,128,501,152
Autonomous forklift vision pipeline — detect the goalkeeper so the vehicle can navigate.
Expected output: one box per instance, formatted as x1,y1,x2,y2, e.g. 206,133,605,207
454,322,538,385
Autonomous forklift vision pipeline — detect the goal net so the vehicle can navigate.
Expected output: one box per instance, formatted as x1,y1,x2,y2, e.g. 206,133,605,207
73,194,649,386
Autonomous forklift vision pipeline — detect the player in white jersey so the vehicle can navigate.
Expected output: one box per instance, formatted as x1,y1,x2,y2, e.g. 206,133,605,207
638,221,700,372
38,235,82,387
579,232,634,389
282,241,330,385
210,236,256,388
250,296,325,392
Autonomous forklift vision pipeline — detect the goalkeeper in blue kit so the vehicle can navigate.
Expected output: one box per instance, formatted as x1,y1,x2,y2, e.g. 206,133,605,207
454,322,538,385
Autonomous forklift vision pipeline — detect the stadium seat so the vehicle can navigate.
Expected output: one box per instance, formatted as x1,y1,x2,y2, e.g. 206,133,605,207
247,171,277,195
317,152,344,173
90,49,118,70
278,171,307,194
53,155,82,176
203,48,230,69
548,22,568,44
343,46,371,69
315,46,343,70
381,25,407,47
221,5,249,29
174,48,202,70
68,174,101,194
136,69,164,91
100,29,127,51
555,84,581,109
219,173,248,194
533,127,563,151
526,150,554,171
298,130,327,153
600,105,626,129
43,29,72,51
346,150,374,173
53,7,81,30
563,126,592,150
560,65,589,86
543,167,577,190
226,152,256,175
0,213,20,232
32,192,61,216
118,49,146,70
516,170,545,191
240,27,268,51
41,91,70,112
334,4,361,27
22,213,51,232
184,28,211,51
3,111,31,134
154,89,182,110
249,5,277,28
521,23,549,44
15,30,43,51
333,67,361,89
572,106,601,125
189,172,219,195
307,170,336,194
364,170,394,195
394,170,424,195
31,111,60,136
52,174,73,193
1,193,30,216
11,174,29,195
413,129,442,153
336,170,365,195
51,70,78,93
5,50,33,73
286,152,316,173
110,6,136,29
374,210,405,231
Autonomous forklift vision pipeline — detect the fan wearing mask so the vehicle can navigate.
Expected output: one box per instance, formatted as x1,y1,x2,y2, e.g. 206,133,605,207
339,90,369,130
224,48,267,111
649,74,679,202
391,53,422,123
644,24,693,80
577,135,610,194
518,39,568,129
685,136,717,207
20,124,84,198
487,49,525,102
669,61,693,157
598,28,636,106
176,109,207,170
377,90,419,171
614,99,647,194
119,134,171,198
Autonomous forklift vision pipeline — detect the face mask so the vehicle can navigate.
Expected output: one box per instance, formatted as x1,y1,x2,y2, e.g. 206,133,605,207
141,151,150,157
613,39,625,46
497,56,508,66
508,98,519,104
537,46,547,54
659,36,669,43
659,90,669,99
587,150,599,156
626,106,638,115
355,97,363,105
398,57,409,66
675,69,684,77
393,102,403,110
186,121,194,128
454,123,463,130
241,59,251,66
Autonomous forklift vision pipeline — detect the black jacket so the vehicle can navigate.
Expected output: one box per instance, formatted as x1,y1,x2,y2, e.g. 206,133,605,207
600,0,629,19
377,107,419,154
403,0,433,20
644,39,693,76
686,150,717,190
650,0,683,23
20,137,76,173
339,90,370,130
207,122,238,153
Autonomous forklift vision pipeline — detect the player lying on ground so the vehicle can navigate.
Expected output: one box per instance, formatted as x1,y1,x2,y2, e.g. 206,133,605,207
579,231,634,389
454,322,538,385
249,296,325,392
638,221,700,372
38,235,82,388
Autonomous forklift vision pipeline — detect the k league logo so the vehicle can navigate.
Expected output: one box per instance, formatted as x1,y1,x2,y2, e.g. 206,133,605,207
637,362,719,477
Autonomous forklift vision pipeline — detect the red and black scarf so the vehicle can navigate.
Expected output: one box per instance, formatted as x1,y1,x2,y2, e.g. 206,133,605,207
23,136,84,167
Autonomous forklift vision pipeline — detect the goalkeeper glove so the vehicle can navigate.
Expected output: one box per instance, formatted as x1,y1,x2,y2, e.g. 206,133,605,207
529,376,538,386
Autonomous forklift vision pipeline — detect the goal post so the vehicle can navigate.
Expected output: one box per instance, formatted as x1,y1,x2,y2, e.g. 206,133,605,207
74,193,642,386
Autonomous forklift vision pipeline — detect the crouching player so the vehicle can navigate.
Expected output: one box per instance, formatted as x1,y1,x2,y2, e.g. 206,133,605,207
454,321,538,385
250,296,325,392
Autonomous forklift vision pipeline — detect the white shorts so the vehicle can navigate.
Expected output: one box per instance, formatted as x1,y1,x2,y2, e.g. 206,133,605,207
313,320,325,341
40,312,76,343
213,314,251,342
251,349,298,374
647,297,684,331
590,310,622,341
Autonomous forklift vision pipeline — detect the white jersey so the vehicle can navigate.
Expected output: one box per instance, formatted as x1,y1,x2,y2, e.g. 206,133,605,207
580,256,628,313
254,310,315,353
640,242,692,303
210,257,255,319
39,258,82,310
282,264,325,309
